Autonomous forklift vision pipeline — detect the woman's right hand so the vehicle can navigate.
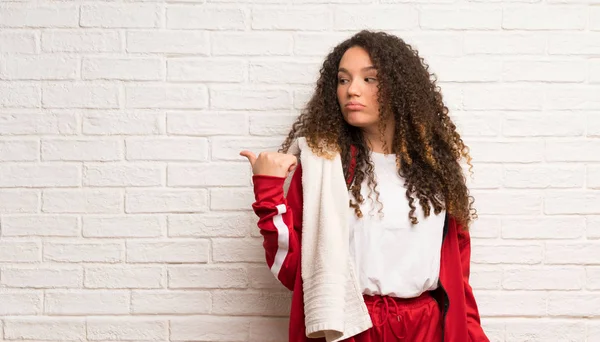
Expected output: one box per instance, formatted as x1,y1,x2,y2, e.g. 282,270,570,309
239,150,298,178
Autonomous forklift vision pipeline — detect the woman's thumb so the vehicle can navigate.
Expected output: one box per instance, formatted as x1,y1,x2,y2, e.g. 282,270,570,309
239,150,257,165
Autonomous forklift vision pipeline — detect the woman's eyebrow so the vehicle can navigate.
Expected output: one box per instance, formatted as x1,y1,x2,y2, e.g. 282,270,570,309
338,66,377,73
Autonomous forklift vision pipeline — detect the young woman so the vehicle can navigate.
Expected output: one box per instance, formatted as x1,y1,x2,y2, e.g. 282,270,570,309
241,30,489,342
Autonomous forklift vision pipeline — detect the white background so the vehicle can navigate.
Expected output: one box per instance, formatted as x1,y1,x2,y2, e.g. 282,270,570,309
0,0,599,341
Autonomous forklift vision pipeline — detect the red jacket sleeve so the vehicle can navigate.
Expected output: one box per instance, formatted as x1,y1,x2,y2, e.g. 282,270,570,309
458,225,490,342
251,164,303,291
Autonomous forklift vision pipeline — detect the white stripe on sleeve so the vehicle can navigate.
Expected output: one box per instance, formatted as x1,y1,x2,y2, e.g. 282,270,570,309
270,203,290,279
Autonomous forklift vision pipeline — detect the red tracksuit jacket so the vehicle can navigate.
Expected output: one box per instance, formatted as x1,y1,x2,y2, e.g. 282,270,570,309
251,148,489,342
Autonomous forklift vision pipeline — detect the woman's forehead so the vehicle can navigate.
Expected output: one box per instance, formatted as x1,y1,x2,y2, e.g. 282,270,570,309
338,47,375,71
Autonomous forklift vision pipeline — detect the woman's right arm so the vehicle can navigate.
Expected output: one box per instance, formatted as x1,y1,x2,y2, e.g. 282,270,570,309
251,163,303,291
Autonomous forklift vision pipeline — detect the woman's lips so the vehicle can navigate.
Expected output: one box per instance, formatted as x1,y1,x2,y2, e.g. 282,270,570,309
345,104,365,111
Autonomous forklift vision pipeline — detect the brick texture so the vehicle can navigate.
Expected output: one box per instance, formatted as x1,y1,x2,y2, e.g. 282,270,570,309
0,1,596,341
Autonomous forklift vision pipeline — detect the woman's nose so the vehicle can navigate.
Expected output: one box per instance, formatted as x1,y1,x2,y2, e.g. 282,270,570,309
347,80,361,96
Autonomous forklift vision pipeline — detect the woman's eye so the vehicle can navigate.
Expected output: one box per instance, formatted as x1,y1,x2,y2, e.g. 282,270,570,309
337,77,376,84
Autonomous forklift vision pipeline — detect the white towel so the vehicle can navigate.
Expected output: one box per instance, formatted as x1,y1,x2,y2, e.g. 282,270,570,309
285,137,372,342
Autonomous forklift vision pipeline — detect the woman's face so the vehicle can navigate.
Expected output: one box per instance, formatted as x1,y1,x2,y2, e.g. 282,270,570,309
336,46,381,129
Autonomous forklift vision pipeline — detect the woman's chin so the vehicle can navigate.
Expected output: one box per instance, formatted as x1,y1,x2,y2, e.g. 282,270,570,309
344,112,372,128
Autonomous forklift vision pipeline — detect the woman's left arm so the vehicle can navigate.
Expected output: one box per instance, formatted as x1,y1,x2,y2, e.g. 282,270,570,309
458,226,490,342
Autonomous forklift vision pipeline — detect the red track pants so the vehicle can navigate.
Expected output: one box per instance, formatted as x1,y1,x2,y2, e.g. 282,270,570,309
343,292,442,342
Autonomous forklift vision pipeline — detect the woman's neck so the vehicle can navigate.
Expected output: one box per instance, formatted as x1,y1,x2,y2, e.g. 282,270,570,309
362,119,395,154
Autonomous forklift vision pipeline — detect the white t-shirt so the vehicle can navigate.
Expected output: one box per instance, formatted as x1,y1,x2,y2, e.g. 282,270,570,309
348,150,445,298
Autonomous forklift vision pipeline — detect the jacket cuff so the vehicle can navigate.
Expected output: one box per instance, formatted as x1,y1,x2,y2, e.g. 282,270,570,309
252,175,286,203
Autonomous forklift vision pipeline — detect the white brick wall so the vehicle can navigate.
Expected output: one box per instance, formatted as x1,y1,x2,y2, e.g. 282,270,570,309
0,1,598,341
